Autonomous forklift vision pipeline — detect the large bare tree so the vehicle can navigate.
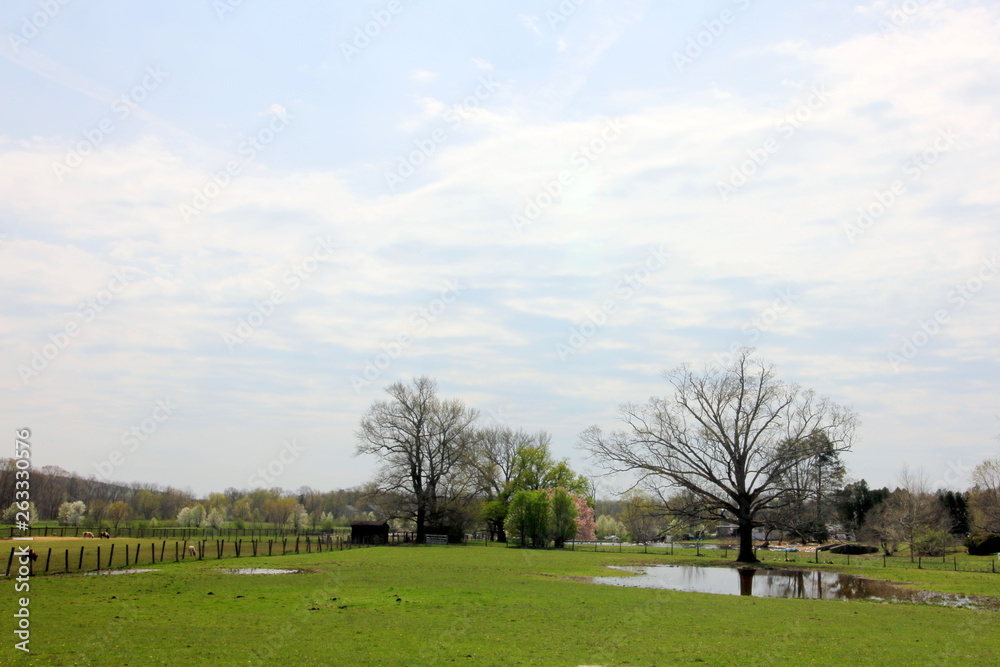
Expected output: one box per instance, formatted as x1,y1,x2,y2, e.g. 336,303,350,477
355,376,478,543
581,349,858,562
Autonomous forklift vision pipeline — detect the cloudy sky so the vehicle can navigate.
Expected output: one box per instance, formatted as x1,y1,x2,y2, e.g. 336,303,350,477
2,0,998,497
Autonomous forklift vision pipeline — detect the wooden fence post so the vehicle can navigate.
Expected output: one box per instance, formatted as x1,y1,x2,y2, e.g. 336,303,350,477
6,547,15,577
96,546,101,572
78,546,85,570
44,548,51,573
65,549,69,573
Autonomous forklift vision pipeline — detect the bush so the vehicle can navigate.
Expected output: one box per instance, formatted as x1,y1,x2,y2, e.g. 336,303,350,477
828,543,879,555
912,529,950,557
964,533,1000,556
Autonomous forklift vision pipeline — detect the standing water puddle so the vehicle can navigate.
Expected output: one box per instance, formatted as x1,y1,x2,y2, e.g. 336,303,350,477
593,565,996,610
221,568,302,575
83,569,159,576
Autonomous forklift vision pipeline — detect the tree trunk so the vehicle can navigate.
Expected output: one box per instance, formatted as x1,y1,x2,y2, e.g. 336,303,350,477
416,506,426,544
737,520,758,563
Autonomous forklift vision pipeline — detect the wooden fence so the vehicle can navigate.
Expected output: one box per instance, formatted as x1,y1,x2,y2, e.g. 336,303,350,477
8,525,351,540
3,534,368,578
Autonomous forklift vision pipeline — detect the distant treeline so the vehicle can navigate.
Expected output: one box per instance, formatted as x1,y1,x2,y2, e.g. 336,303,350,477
0,458,370,529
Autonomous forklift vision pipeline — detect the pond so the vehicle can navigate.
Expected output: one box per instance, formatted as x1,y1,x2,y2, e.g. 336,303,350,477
593,565,996,610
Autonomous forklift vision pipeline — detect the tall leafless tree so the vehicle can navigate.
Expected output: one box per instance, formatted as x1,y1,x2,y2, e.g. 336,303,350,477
581,349,858,562
355,376,478,543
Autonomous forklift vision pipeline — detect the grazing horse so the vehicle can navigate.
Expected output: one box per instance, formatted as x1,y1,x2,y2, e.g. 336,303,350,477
187,545,198,557
100,531,110,539
27,549,38,562
82,532,94,538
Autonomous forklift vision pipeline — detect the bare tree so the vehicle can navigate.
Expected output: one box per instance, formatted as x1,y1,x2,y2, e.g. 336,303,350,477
969,457,1000,534
861,467,951,556
468,426,535,500
581,349,858,563
355,377,478,543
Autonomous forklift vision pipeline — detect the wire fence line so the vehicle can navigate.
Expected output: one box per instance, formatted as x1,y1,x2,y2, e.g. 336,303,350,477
6,525,351,539
3,534,369,578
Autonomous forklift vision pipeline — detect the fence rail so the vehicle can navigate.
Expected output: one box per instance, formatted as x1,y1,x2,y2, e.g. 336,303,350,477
3,534,371,578
7,525,351,540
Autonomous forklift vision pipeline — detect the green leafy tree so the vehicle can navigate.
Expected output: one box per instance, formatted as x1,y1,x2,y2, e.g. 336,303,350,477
477,431,589,542
596,514,626,539
619,491,664,543
548,488,578,548
836,480,890,531
105,501,131,531
505,489,551,547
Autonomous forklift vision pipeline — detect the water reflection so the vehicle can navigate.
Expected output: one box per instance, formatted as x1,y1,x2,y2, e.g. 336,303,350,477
593,565,995,609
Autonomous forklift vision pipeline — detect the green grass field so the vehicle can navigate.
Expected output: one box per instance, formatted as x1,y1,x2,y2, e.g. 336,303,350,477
2,543,998,666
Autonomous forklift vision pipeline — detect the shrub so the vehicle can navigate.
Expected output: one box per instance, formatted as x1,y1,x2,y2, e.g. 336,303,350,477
912,529,950,557
964,533,1000,556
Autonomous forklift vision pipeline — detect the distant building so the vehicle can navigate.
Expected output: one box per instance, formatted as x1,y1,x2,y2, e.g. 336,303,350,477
716,523,766,541
350,520,389,544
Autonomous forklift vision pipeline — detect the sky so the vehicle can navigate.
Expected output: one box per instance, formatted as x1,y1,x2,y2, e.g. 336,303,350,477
2,0,998,498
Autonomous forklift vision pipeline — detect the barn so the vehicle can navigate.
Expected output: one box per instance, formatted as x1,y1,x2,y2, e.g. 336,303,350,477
350,520,389,545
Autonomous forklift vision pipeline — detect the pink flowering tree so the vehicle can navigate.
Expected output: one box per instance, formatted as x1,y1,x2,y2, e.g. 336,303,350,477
572,493,596,541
